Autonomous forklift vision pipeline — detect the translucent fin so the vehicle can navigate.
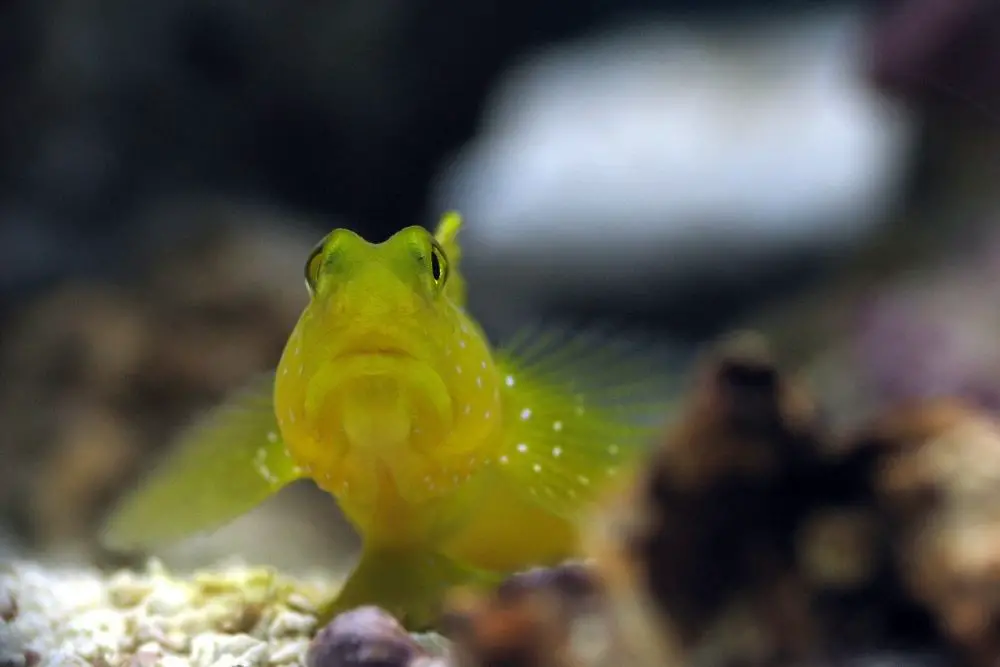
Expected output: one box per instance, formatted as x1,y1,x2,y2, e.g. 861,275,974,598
493,325,685,519
319,548,500,631
433,211,467,308
101,373,303,551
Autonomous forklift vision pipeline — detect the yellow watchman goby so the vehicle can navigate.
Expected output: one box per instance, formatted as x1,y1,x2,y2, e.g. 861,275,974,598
101,212,670,629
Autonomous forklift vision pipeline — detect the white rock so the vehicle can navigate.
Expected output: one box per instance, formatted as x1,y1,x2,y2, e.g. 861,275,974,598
144,585,194,617
206,657,246,667
284,593,318,615
39,650,90,667
268,639,309,665
159,656,192,667
267,610,316,638
136,641,164,656
189,633,225,666
107,571,155,608
432,6,915,301
0,559,337,667
0,622,27,667
191,633,268,667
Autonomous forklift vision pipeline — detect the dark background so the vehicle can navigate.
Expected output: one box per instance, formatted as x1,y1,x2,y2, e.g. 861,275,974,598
0,0,881,334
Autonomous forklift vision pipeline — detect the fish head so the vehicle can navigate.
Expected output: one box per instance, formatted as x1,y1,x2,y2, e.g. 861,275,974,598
274,221,504,504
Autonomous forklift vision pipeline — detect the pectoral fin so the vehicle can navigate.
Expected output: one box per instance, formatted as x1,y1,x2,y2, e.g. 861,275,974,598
494,326,684,519
101,373,303,551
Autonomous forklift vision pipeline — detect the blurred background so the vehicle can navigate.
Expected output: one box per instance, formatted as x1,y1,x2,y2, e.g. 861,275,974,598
0,0,999,581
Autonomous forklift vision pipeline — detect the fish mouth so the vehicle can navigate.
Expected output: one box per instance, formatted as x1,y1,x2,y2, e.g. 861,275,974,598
333,344,419,361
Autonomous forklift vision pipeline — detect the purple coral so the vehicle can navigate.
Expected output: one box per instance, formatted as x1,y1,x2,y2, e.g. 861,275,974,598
853,261,1000,414
868,0,1000,114
307,607,428,667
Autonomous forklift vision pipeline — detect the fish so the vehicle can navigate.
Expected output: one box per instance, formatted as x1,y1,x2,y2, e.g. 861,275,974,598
101,211,676,630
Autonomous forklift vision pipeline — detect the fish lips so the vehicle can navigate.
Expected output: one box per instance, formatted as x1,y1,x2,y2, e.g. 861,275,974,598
332,347,421,364
330,338,424,362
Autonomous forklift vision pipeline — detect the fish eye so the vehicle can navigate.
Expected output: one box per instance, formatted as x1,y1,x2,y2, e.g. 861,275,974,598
304,238,326,295
429,240,448,288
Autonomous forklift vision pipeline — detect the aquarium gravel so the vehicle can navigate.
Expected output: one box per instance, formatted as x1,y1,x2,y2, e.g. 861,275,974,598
0,558,343,667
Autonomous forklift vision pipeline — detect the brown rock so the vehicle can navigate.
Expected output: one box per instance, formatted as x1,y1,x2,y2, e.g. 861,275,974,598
0,284,150,401
855,399,1000,666
29,402,141,546
589,333,824,667
0,586,16,622
443,583,577,667
797,508,882,591
0,214,315,554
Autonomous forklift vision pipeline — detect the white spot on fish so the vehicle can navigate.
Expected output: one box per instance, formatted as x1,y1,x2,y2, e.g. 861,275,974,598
607,467,618,476
484,410,491,419
282,367,289,376
505,375,515,387
533,463,542,473
553,420,563,432
288,411,297,424
267,431,279,443
481,360,487,369
517,443,528,453
520,408,532,420
459,340,466,349
552,446,562,457
608,444,619,455
456,365,463,374
500,455,509,464
294,345,301,357
254,448,276,483
476,376,483,388
577,475,591,485
463,404,472,414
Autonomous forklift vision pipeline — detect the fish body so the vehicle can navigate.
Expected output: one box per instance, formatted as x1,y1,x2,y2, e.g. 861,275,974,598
102,212,671,629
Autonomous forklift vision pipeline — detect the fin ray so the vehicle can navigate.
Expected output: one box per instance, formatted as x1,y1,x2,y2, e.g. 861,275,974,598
101,373,302,550
493,325,684,519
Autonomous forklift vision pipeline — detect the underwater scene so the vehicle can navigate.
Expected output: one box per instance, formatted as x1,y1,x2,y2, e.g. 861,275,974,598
2,0,1000,666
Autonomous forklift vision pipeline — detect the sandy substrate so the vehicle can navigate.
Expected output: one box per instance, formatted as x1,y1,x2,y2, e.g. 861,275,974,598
0,558,343,667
